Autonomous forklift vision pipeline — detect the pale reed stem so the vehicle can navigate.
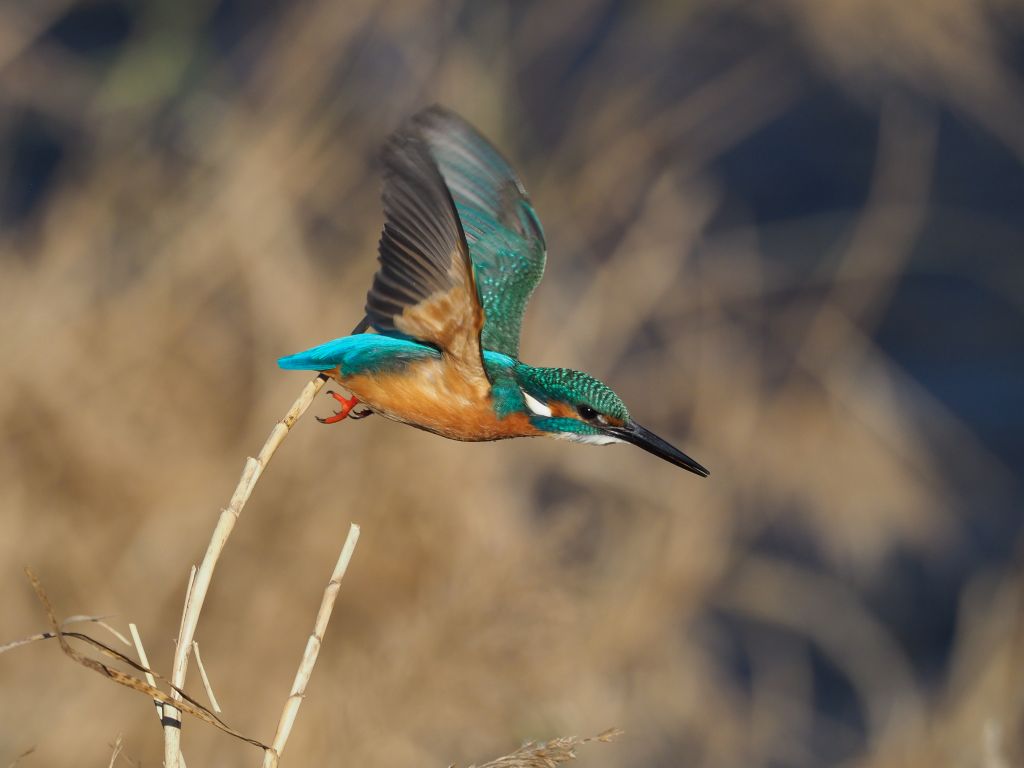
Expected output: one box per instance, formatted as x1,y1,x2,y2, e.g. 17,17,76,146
131,623,189,768
164,374,327,768
261,523,361,768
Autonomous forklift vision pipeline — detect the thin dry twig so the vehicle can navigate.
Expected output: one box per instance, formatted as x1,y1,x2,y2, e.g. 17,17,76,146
469,729,623,768
192,641,222,713
177,566,198,654
128,623,162,721
165,373,328,768
23,568,267,749
107,734,124,768
5,746,35,768
64,615,131,647
1,615,125,655
262,523,361,768
107,735,144,768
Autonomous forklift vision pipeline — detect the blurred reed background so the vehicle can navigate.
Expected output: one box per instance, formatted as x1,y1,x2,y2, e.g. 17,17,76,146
1,1,1023,766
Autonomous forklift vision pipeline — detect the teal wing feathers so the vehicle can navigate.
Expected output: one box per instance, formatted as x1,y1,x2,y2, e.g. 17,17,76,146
411,107,547,359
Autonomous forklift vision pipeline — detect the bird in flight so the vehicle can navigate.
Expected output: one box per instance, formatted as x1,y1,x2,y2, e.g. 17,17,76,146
279,106,708,476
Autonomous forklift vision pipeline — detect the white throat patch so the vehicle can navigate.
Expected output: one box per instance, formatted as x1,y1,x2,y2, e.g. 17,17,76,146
521,390,553,417
557,432,623,446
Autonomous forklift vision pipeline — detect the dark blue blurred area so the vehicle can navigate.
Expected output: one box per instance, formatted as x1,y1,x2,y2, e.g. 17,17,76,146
715,86,878,221
4,2,1023,764
1,111,65,231
45,0,134,53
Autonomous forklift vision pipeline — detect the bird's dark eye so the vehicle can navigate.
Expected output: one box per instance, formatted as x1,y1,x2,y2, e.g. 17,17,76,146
577,405,599,421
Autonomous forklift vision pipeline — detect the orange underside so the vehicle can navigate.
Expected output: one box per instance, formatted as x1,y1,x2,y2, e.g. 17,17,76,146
324,359,542,442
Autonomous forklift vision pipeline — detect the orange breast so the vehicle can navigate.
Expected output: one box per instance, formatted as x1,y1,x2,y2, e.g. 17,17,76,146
333,359,540,442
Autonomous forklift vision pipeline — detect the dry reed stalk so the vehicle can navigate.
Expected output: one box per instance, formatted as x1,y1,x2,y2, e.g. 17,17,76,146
127,624,162,722
0,616,125,655
107,735,124,768
23,569,266,748
129,624,190,766
471,729,623,768
15,528,621,768
5,746,35,768
191,641,222,714
164,373,328,768
262,523,361,768
129,621,193,765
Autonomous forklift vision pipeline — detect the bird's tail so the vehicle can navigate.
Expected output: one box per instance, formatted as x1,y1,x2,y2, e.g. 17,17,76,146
278,317,372,370
277,339,351,370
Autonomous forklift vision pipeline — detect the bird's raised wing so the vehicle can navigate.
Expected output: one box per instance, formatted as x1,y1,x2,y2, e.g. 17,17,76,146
411,107,547,359
364,125,489,388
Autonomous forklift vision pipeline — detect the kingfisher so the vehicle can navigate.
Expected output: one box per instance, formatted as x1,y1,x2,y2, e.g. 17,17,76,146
278,106,709,476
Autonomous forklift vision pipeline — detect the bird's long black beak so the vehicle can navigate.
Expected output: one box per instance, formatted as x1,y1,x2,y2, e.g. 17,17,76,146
606,420,710,477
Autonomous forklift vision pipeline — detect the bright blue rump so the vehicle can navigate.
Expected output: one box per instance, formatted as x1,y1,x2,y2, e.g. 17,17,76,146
277,333,439,376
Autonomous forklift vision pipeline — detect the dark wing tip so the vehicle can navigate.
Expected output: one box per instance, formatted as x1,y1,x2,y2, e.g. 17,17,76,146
409,103,467,131
365,115,479,346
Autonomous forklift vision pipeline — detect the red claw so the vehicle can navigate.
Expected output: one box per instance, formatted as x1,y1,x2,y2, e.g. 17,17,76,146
317,390,361,424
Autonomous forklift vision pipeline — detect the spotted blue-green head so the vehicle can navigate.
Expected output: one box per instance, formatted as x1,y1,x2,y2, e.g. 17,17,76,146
512,364,709,477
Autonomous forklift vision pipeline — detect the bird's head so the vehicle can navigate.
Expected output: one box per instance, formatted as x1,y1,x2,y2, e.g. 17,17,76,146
512,364,709,477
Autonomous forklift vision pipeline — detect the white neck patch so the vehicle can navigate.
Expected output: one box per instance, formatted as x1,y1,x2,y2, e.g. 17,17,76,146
521,389,553,417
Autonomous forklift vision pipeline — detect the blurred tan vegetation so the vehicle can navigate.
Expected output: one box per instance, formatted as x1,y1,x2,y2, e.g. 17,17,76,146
1,1,1023,766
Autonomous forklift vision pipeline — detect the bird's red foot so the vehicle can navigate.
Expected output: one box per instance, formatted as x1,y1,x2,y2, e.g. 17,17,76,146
317,391,360,424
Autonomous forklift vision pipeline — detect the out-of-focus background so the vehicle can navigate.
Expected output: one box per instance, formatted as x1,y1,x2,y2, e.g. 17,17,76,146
1,1,1023,766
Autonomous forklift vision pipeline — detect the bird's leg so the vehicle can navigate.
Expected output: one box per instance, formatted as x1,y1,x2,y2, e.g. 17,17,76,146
317,390,361,424
348,407,374,419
